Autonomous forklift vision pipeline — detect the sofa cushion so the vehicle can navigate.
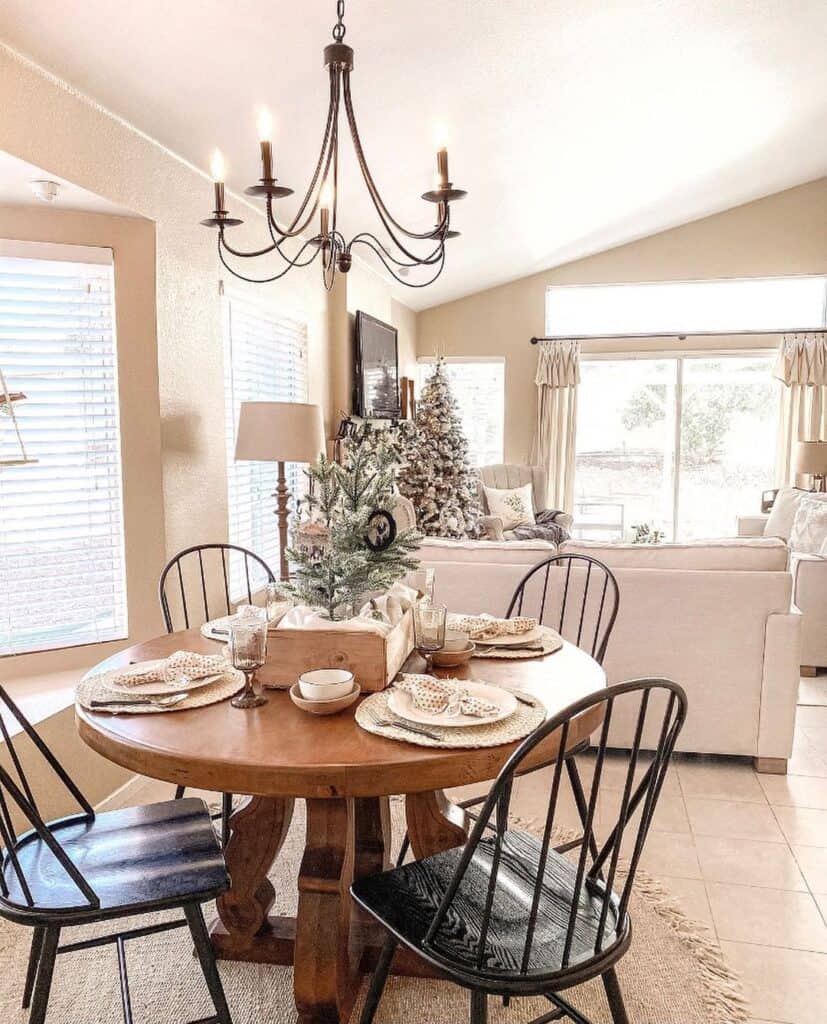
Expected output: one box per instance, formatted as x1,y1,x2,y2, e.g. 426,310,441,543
789,496,827,555
764,487,827,541
416,537,556,566
561,537,789,572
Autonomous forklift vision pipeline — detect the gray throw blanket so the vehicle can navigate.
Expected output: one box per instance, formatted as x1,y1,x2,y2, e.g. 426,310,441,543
509,509,571,545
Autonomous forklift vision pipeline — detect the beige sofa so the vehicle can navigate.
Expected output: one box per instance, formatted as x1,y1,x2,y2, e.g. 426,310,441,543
415,535,801,772
738,504,827,672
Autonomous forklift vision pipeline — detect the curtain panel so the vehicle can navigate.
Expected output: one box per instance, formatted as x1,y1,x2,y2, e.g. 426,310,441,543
773,333,827,486
531,340,580,512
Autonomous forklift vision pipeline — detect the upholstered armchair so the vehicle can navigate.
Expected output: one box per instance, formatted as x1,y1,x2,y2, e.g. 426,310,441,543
478,463,574,541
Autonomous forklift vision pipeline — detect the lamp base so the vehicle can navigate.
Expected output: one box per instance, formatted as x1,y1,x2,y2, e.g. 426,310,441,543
274,461,291,581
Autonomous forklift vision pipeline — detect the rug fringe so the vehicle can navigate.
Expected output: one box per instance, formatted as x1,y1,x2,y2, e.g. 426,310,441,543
511,813,750,1024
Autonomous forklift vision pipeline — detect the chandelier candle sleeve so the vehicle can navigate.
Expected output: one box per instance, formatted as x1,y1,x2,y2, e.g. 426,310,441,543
201,0,466,290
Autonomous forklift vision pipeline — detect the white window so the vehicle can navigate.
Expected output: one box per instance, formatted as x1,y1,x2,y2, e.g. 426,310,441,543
547,277,827,338
0,242,127,656
223,293,308,594
574,354,779,541
416,358,505,466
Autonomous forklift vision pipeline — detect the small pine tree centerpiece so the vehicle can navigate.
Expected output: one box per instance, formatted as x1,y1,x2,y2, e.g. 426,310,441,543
397,358,482,539
286,442,421,620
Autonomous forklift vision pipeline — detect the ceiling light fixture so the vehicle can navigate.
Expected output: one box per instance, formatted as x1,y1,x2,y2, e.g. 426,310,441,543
201,0,466,291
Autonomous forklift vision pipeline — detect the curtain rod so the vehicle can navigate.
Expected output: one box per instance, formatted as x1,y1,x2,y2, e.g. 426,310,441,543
530,328,826,344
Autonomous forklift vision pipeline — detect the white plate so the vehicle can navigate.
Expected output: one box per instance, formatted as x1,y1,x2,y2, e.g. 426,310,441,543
468,626,544,648
102,661,227,697
388,680,518,728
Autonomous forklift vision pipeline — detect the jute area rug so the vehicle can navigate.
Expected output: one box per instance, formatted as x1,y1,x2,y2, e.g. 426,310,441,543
0,800,748,1024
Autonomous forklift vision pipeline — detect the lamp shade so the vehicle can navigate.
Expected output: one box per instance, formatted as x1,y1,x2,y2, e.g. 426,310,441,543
793,440,827,476
234,401,325,464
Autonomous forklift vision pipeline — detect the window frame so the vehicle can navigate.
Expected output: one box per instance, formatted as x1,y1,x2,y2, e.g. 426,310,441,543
546,275,827,339
0,241,128,657
222,289,309,596
575,347,779,541
415,355,506,467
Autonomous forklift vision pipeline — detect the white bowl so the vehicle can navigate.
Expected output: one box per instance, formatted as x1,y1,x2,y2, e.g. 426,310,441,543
443,629,470,652
298,669,355,701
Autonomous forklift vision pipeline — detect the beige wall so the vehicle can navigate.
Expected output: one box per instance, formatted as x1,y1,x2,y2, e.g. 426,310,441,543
418,177,827,462
0,42,415,674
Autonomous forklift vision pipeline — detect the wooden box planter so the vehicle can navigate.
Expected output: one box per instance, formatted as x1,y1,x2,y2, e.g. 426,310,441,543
258,606,415,692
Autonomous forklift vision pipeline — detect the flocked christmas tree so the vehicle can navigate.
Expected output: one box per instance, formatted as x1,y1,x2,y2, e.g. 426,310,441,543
397,358,482,539
286,441,420,620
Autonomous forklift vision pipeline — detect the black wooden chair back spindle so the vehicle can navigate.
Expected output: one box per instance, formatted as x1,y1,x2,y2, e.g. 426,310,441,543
158,543,276,634
354,678,687,1024
0,685,98,916
507,553,619,665
158,544,275,848
0,686,233,1024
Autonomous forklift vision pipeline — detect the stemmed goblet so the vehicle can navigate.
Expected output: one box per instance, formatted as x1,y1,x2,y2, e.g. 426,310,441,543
229,617,269,709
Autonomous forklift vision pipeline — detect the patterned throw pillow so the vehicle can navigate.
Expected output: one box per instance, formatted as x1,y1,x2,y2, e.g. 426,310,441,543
484,483,536,530
790,496,827,556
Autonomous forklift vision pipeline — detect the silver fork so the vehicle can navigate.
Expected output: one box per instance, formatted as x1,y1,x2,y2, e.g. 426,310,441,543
91,692,190,710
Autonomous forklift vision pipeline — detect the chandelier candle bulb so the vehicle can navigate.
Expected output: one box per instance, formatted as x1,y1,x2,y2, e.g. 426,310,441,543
210,149,226,212
257,108,275,180
437,147,450,188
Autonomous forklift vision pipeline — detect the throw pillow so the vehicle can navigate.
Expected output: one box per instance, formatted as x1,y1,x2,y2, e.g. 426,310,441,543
764,486,807,540
790,496,827,556
484,482,536,530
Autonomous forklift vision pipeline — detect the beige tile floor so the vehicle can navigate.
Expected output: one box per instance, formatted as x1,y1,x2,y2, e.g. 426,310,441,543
449,673,827,1024
128,673,827,1024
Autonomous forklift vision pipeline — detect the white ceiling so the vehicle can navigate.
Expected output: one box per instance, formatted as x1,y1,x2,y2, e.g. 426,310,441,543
1,1,825,310
0,149,136,216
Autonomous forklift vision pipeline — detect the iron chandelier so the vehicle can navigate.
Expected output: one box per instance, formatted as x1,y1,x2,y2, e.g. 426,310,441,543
201,0,466,290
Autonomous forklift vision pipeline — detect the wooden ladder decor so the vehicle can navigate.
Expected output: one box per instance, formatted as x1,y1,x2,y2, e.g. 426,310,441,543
0,366,38,467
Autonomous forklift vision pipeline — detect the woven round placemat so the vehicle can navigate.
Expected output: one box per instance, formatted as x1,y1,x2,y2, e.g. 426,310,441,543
75,667,245,714
355,688,546,748
473,625,563,660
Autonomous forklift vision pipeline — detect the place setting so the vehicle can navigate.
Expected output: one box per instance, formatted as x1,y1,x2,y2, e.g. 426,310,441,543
355,600,547,748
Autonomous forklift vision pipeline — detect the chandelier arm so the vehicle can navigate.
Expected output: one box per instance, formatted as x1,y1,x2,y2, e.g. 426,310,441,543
342,71,450,242
263,197,322,267
217,232,322,283
347,230,445,268
350,236,446,288
268,67,341,239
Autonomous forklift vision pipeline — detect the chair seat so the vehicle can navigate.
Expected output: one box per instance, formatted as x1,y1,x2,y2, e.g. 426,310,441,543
3,798,228,920
352,829,621,981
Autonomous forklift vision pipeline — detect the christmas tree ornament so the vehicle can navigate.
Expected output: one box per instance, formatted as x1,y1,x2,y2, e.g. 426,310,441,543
365,509,397,552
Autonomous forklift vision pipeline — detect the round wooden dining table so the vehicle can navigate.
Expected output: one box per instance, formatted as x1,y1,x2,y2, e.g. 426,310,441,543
76,629,606,1024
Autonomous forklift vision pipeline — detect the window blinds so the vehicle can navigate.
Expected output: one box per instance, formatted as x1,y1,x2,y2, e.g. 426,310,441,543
0,246,127,656
223,294,308,595
417,358,505,466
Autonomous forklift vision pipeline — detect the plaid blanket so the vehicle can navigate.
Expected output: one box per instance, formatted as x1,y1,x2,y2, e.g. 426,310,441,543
509,509,571,545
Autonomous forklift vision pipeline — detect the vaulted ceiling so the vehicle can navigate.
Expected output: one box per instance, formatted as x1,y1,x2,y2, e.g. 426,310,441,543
1,1,825,309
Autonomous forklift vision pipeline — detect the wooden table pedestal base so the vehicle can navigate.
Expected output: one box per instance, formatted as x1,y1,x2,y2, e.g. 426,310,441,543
210,791,465,1024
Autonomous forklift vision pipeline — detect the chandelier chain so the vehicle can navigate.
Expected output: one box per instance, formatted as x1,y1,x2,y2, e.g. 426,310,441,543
333,0,346,42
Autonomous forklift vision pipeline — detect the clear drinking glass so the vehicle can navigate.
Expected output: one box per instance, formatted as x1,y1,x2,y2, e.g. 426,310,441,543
413,601,447,674
229,618,269,709
264,582,293,625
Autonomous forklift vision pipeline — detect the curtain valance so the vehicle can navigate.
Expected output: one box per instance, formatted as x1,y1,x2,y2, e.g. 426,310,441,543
773,333,827,387
534,339,581,388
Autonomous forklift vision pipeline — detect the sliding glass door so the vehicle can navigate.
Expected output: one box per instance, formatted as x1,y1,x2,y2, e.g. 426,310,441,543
574,354,778,541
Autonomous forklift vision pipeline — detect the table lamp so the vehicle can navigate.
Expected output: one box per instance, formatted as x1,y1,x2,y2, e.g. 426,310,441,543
793,440,827,493
235,401,326,579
